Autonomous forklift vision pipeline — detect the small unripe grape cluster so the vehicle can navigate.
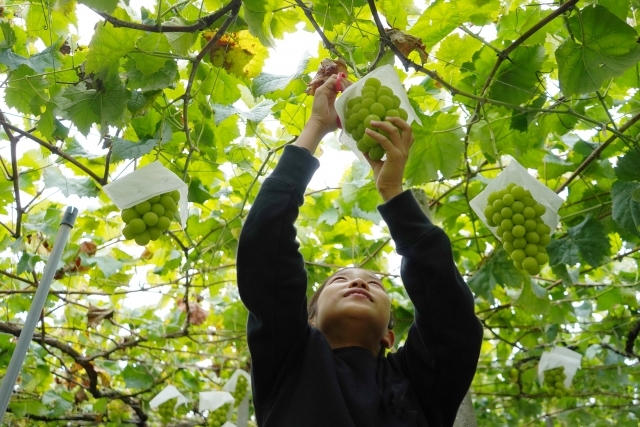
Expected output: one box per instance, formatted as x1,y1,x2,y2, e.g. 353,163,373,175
484,183,552,275
345,77,409,161
543,367,568,398
121,190,180,246
207,403,230,427
156,403,174,423
232,376,249,403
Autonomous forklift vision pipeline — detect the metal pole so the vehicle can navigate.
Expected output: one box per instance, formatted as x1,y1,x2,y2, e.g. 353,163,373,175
0,206,78,422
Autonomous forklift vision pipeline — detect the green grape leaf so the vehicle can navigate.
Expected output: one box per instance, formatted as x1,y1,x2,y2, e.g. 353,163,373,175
244,8,276,49
516,277,549,315
0,22,17,48
17,252,41,275
212,99,274,125
611,180,640,236
85,21,139,80
556,5,640,96
79,0,119,13
0,48,29,70
253,54,309,96
196,63,242,105
81,255,124,278
130,33,174,76
111,137,159,162
188,178,213,204
126,59,178,92
54,83,130,135
122,364,154,389
490,45,544,105
27,40,63,73
598,0,630,19
632,187,640,202
405,113,464,185
468,247,525,300
5,66,49,115
548,215,611,267
42,167,99,198
164,18,198,56
615,149,640,181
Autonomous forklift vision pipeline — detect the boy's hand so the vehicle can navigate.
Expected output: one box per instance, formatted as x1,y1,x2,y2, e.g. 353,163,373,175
364,118,414,202
308,74,351,136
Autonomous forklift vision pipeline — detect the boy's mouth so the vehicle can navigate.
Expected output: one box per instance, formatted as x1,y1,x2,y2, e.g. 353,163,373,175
344,289,373,301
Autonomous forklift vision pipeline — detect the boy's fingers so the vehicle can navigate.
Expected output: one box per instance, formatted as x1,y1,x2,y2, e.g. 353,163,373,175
369,121,402,150
365,127,396,154
316,74,339,96
385,117,414,149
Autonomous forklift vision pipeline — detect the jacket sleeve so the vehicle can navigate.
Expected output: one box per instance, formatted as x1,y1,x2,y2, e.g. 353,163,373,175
379,190,483,427
236,145,320,406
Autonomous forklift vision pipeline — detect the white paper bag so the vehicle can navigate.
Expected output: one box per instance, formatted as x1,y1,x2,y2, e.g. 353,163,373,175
334,65,422,165
149,385,189,410
222,369,251,393
103,161,188,228
469,158,564,240
538,347,582,388
199,390,235,413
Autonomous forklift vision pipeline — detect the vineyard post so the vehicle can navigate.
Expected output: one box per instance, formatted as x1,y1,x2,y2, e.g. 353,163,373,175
0,207,79,422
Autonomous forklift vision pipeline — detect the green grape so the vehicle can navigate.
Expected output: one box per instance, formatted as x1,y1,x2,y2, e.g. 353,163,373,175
365,77,381,89
523,207,536,219
385,109,400,118
135,230,151,246
496,226,504,236
362,91,376,100
536,223,551,235
502,193,515,206
487,191,500,204
524,219,537,231
148,227,162,241
369,145,385,161
512,213,525,225
208,404,230,427
524,243,538,256
156,215,171,231
398,108,408,121
492,199,505,211
486,217,496,227
514,260,522,269
364,114,381,128
356,139,369,153
160,195,175,211
122,226,135,240
170,190,180,202
501,207,513,219
347,114,360,130
157,403,174,422
500,219,514,231
391,94,401,109
539,234,551,245
151,203,165,217
129,218,146,234
355,123,365,140
512,225,526,238
143,212,159,227
347,96,362,108
522,196,535,207
378,95,394,110
511,249,526,263
377,86,393,98
506,183,516,190
492,213,503,226
502,231,514,242
362,86,377,95
511,201,524,213
511,186,525,200
522,257,538,272
135,201,151,215
361,98,376,109
149,195,161,204
535,252,549,265
537,244,547,254
121,208,139,223
498,188,509,199
357,109,371,122
534,204,546,216
513,237,527,249
503,241,514,253
484,206,495,221
534,216,544,224
526,231,540,244
370,103,386,118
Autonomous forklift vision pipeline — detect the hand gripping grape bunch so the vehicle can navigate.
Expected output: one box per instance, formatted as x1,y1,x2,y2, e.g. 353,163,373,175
120,190,180,246
543,367,568,398
483,183,552,275
343,77,409,160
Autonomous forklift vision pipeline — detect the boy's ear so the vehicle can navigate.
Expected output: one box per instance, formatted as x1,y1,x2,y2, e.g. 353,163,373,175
381,330,395,349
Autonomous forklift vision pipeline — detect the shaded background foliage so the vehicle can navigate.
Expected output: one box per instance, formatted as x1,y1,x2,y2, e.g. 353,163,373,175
0,0,639,426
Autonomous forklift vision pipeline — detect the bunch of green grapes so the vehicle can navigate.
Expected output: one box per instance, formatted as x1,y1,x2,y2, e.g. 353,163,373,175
344,77,409,161
543,367,568,397
232,376,249,403
207,403,230,427
121,190,180,246
484,183,552,275
156,402,174,423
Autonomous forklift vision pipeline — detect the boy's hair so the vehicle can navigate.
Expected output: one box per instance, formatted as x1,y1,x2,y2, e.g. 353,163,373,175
307,268,396,330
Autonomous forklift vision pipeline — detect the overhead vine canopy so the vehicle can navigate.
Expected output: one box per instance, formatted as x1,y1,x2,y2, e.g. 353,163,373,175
0,0,639,426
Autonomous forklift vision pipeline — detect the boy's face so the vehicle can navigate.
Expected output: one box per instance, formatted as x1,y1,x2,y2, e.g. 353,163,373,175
312,268,393,350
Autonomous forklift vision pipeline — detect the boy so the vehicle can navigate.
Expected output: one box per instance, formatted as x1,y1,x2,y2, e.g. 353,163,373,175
237,74,483,426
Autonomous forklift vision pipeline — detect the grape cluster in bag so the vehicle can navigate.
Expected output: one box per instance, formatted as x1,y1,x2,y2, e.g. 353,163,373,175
543,367,568,397
344,77,409,160
120,190,180,246
207,403,230,427
483,183,552,275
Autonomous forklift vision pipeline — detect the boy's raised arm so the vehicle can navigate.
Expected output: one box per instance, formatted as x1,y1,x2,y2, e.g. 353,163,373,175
236,75,347,406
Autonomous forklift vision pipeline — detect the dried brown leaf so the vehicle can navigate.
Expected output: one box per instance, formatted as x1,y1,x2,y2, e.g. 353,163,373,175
306,58,349,95
87,305,114,328
386,28,428,64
